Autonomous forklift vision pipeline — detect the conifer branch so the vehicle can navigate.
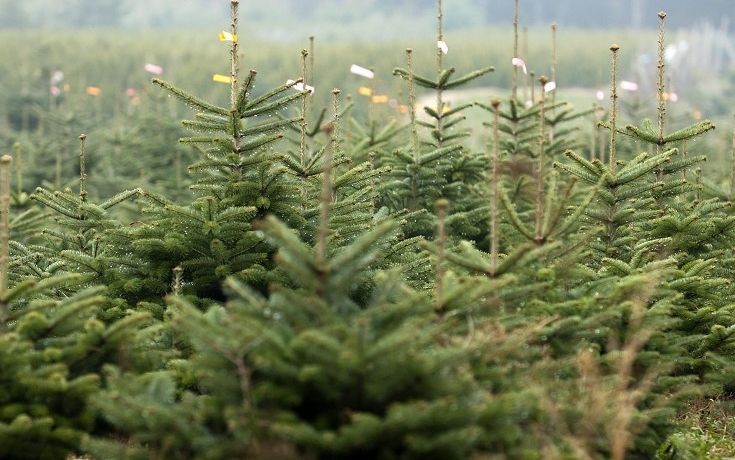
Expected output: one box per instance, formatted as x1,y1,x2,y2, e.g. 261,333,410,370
662,120,716,144
540,172,563,237
552,162,601,186
568,150,607,177
551,178,600,239
241,89,306,118
239,117,300,137
305,107,328,137
597,182,658,204
500,187,535,241
234,70,257,114
31,188,82,219
442,68,495,90
435,102,474,119
391,68,441,90
497,242,560,277
660,155,707,175
235,132,285,155
183,113,230,132
151,78,229,116
615,148,676,185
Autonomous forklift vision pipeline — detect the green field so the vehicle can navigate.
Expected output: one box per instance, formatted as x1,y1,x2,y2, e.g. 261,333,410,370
0,26,679,198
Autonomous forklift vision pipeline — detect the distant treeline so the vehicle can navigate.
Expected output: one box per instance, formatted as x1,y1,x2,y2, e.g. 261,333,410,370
2,0,731,33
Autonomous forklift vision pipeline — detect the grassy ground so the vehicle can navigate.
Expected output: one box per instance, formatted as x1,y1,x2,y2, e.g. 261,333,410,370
658,398,735,459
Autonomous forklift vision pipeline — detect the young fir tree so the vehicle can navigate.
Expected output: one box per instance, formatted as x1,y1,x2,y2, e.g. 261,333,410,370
85,2,445,458
384,0,494,241
96,2,311,306
430,3,598,315
414,4,734,458
548,11,735,458
0,150,150,460
88,137,550,460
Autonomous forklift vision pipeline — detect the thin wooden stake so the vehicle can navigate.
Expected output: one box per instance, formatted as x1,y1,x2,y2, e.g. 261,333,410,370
0,155,11,303
490,98,501,275
78,134,88,202
609,44,620,175
434,198,448,313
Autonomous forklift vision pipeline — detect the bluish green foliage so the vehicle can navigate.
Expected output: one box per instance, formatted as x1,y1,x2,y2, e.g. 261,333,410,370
2,3,735,460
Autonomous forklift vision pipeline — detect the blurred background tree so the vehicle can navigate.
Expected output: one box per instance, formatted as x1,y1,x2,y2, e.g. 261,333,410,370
5,0,735,32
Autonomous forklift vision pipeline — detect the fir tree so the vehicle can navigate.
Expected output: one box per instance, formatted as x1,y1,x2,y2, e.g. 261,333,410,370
386,0,494,240
8,1,735,459
100,1,309,304
0,153,149,460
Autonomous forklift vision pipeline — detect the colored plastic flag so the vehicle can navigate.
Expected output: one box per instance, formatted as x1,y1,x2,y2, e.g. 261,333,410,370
126,88,141,105
371,95,389,104
213,74,231,83
437,40,448,54
350,64,374,79
286,79,314,94
511,57,527,74
144,63,163,75
219,31,238,42
86,86,102,96
620,80,639,91
358,86,373,96
50,70,64,85
544,81,556,93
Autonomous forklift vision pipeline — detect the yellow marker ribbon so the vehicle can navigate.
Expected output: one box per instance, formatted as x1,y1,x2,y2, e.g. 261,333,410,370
371,95,389,104
212,74,231,83
358,86,373,96
219,31,237,42
86,86,101,96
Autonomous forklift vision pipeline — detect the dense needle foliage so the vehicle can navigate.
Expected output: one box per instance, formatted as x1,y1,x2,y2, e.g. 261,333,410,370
1,1,735,459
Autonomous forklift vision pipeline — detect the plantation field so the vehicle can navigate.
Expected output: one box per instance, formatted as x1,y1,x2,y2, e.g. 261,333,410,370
4,2,735,459
4,19,733,197
4,24,730,202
